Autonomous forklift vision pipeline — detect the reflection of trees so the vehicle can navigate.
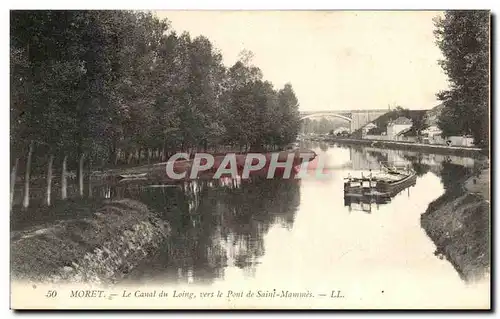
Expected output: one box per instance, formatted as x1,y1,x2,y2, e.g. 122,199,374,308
214,177,300,271
103,176,300,284
318,142,329,152
439,162,471,192
365,150,388,167
350,146,439,178
401,153,431,177
349,147,386,171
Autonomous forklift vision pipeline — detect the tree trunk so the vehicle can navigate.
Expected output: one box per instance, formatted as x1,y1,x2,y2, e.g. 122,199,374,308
22,141,34,210
61,155,68,200
10,157,19,211
46,154,54,206
115,148,120,166
161,147,166,162
127,151,133,165
88,158,93,198
79,154,85,197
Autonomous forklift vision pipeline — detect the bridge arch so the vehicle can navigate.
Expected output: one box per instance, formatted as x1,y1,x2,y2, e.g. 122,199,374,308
299,112,352,122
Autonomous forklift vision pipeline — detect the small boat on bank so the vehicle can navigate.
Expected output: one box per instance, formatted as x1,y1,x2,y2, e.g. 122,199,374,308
119,173,148,179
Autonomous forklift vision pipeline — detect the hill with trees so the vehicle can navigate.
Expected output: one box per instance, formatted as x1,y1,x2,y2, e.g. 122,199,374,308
351,107,428,137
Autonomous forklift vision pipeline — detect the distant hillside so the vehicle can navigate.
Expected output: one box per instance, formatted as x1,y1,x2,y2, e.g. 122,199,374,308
351,107,428,137
401,104,445,137
424,103,445,126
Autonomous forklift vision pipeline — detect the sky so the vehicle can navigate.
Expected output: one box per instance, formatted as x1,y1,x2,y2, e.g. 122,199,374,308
155,11,449,112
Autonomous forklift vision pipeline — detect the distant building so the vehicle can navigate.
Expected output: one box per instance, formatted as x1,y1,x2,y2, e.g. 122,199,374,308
386,117,413,139
421,125,474,147
334,127,350,135
421,125,444,144
362,122,377,134
422,125,442,137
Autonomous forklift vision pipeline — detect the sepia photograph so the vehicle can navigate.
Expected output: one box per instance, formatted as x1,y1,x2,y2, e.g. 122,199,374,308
9,9,491,310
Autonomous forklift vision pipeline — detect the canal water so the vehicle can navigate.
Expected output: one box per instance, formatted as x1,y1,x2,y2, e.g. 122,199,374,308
97,141,485,307
15,142,490,307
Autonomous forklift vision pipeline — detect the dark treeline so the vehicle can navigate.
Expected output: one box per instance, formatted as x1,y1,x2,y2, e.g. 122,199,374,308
10,10,300,209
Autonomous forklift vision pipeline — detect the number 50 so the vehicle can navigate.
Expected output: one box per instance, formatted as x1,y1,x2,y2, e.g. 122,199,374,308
45,290,57,298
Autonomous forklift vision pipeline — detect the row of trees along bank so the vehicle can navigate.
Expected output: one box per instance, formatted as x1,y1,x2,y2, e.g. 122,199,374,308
10,11,301,210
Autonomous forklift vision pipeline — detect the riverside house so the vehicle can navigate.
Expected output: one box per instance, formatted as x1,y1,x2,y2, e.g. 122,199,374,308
386,116,413,140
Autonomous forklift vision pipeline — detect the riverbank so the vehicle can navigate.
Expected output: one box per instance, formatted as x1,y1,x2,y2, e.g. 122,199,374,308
325,137,486,157
11,199,170,285
85,147,317,180
420,162,490,283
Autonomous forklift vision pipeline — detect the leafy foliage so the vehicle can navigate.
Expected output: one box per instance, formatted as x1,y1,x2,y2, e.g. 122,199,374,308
434,11,490,147
10,10,301,170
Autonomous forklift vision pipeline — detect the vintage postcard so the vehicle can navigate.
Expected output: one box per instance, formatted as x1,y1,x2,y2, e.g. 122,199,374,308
10,10,491,310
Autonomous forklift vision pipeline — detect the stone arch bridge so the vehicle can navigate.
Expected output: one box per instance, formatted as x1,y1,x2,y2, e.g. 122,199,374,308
299,109,388,132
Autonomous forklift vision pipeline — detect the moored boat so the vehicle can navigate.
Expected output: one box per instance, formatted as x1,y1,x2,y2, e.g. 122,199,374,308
374,169,417,196
344,164,416,197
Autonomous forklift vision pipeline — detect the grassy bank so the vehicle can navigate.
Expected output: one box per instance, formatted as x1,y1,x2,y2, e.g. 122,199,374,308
420,163,490,283
11,199,170,285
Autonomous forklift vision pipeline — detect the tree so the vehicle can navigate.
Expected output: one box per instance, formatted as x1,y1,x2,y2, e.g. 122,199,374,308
411,111,427,135
10,11,302,207
277,84,300,146
434,11,490,147
367,127,384,135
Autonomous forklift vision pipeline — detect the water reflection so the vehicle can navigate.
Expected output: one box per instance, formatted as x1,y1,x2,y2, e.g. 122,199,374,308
84,141,486,288
113,176,301,285
341,143,479,190
16,141,487,291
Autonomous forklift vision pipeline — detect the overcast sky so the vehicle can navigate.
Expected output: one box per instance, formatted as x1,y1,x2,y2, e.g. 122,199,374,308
155,11,449,112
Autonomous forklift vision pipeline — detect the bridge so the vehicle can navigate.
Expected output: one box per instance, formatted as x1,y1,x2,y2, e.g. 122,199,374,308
299,109,388,132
